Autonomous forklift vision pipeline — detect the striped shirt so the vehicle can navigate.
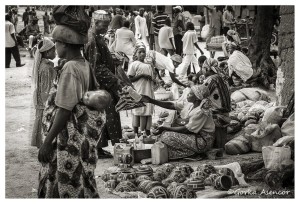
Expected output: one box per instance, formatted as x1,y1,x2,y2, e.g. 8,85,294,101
152,12,169,36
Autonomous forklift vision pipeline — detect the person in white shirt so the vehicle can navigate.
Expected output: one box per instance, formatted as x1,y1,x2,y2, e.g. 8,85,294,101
176,22,204,76
113,20,136,60
158,17,176,56
5,14,25,68
135,8,149,50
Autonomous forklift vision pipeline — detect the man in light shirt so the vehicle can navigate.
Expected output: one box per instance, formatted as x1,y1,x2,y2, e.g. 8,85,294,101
158,17,175,56
176,22,204,76
5,14,25,68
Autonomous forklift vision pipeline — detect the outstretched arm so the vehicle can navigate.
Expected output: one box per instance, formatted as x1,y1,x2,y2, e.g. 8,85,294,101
141,94,176,110
169,72,187,87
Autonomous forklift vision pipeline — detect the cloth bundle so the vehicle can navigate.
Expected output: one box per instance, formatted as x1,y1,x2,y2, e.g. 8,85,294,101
115,86,145,112
52,6,91,35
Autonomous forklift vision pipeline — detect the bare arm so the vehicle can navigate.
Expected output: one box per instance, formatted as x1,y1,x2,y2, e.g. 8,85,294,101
141,95,176,110
38,107,71,163
163,125,193,134
129,74,151,82
194,42,204,55
169,72,187,87
169,37,176,50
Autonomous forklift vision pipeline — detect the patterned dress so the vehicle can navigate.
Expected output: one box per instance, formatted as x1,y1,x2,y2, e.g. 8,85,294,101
84,32,122,147
38,69,106,198
160,100,215,160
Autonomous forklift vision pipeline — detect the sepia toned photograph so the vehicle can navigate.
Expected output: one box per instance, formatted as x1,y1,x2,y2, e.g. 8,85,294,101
4,2,295,199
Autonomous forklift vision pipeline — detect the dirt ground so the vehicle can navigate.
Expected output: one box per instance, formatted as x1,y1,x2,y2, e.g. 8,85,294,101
5,7,292,199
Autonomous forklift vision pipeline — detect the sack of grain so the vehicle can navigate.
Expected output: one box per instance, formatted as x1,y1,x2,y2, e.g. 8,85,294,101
231,88,270,103
225,135,251,155
249,123,282,152
281,113,294,137
262,106,285,125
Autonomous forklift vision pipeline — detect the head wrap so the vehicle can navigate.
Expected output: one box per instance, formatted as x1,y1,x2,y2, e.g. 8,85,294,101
115,8,121,14
171,54,182,63
202,58,219,74
52,25,88,44
132,42,146,61
190,84,210,101
227,30,241,45
32,37,55,107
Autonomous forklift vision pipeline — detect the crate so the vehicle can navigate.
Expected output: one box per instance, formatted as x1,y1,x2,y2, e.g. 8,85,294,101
133,149,151,163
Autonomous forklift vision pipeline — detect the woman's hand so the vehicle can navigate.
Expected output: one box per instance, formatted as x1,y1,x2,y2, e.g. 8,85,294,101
140,94,151,103
153,126,165,135
38,140,54,163
142,74,153,81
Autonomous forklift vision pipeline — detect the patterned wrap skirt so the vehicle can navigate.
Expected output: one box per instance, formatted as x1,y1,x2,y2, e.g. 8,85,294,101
38,90,106,198
160,130,215,160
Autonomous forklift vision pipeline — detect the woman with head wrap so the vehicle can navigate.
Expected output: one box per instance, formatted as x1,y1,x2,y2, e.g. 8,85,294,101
132,42,187,88
38,22,108,198
226,43,253,85
31,37,56,148
201,58,231,148
128,45,155,135
222,30,241,57
141,84,215,160
84,18,124,159
202,58,231,113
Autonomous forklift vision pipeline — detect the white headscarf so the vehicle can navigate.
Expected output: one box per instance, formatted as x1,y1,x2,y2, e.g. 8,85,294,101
32,37,55,107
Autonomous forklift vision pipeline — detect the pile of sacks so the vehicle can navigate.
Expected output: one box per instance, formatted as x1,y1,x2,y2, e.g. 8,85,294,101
225,88,294,155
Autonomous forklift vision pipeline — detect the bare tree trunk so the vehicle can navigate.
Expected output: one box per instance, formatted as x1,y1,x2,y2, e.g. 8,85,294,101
247,6,277,88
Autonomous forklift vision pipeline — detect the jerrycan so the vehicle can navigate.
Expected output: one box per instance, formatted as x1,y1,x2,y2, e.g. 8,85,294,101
151,141,168,165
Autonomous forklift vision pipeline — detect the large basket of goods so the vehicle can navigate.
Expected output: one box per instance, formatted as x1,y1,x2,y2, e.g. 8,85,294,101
207,35,226,50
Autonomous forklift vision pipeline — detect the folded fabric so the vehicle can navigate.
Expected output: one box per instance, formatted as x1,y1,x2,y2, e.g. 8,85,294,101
115,86,145,112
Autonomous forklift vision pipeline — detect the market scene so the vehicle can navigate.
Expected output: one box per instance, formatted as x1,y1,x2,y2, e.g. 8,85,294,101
5,4,295,199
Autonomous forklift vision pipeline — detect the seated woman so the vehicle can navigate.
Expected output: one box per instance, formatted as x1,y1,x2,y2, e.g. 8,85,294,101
227,43,253,85
222,30,241,57
141,84,215,160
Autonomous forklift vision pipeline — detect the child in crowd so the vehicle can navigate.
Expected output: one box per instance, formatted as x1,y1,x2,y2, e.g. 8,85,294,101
128,45,155,135
31,37,56,148
176,22,204,76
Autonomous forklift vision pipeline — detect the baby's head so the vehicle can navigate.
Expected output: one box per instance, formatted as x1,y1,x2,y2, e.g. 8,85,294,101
83,90,112,111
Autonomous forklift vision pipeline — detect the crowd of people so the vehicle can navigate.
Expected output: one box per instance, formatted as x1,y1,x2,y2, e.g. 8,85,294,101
5,5,260,198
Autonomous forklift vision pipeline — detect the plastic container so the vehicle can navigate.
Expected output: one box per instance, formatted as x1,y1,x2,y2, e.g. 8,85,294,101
151,142,168,165
113,143,134,166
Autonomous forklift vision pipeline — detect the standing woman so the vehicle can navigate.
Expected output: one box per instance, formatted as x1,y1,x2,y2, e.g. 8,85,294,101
128,45,155,135
222,6,235,36
31,37,56,148
38,24,106,198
